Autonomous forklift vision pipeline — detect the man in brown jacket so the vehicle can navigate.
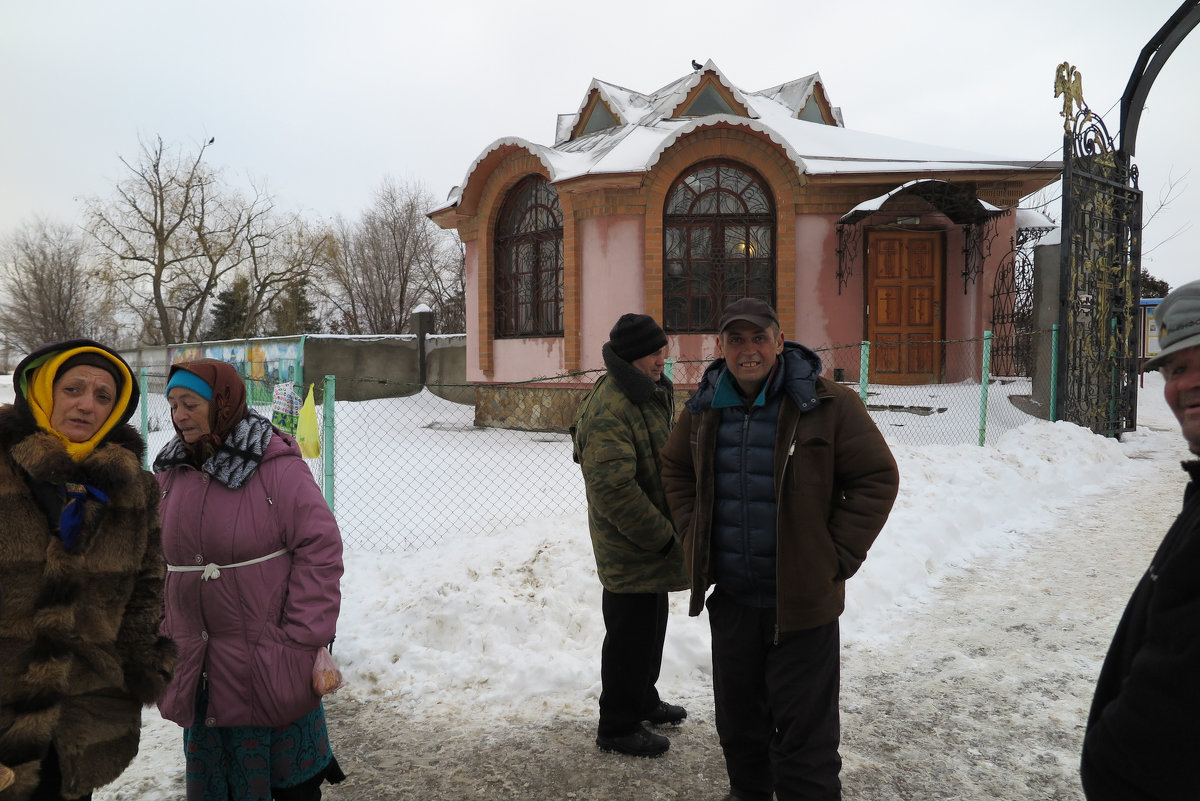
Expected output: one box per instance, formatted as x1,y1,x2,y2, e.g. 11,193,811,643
661,298,899,801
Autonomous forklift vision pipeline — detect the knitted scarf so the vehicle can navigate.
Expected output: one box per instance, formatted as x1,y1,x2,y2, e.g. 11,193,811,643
154,411,274,489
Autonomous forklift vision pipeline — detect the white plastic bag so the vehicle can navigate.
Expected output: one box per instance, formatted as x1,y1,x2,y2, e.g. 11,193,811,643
312,647,346,696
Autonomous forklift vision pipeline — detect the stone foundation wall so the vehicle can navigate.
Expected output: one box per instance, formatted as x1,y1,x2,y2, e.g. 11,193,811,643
472,381,694,432
474,384,593,432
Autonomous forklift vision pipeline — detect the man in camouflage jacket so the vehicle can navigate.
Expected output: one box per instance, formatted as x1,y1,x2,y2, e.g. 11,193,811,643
572,313,689,758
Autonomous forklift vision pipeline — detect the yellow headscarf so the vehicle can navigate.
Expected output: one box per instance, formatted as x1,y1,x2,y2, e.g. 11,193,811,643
24,346,135,461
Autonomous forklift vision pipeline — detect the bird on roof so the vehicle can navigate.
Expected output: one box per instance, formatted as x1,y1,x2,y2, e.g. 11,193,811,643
691,59,703,71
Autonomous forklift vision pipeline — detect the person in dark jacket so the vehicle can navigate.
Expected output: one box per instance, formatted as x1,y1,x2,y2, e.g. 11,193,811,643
661,299,899,801
0,340,175,801
572,313,689,757
1081,279,1200,799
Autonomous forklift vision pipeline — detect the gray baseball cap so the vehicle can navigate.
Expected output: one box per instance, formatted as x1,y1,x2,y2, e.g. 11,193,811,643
1144,279,1200,372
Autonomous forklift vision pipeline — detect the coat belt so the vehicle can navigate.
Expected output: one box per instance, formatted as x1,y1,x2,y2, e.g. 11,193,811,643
166,548,288,581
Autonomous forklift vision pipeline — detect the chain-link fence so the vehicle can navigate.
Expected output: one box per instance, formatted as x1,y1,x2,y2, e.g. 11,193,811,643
139,330,1063,553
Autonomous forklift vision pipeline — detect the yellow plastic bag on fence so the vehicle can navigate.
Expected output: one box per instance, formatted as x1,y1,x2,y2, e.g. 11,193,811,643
297,383,321,459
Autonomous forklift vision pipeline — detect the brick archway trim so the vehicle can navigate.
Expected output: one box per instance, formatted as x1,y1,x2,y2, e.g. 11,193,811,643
642,123,804,331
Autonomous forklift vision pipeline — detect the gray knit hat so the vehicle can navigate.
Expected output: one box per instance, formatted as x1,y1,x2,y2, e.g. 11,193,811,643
1144,279,1200,372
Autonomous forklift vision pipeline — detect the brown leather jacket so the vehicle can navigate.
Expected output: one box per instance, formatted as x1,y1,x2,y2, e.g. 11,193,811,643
661,353,899,633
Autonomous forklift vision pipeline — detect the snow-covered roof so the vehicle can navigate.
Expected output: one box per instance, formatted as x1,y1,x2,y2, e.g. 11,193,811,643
435,61,1060,213
838,179,1004,226
1015,207,1057,230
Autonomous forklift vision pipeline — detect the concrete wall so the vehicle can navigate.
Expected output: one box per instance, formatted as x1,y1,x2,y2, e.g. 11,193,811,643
425,334,474,404
1030,240,1062,417
121,346,172,376
304,336,420,401
122,333,469,404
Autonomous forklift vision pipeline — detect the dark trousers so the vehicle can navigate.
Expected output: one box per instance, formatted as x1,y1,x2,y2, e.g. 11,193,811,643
598,589,669,737
707,591,842,801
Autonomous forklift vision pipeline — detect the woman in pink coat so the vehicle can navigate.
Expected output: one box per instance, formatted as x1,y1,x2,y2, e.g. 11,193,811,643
154,359,345,801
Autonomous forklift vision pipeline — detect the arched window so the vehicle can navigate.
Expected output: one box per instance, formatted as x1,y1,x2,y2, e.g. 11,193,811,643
663,161,775,332
494,175,564,337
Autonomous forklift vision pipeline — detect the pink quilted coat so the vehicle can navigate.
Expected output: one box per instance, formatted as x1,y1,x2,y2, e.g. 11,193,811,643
155,432,343,728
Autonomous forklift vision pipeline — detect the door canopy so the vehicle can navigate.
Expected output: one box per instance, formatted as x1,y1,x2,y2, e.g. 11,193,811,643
835,179,1008,294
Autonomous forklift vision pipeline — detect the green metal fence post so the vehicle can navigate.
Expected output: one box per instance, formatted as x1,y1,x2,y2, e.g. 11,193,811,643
1050,324,1060,423
322,375,335,514
295,334,307,388
858,341,870,404
139,367,150,470
978,331,993,446
664,357,674,382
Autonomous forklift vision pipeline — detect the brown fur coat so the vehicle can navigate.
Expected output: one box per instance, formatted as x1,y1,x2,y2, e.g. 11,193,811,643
0,405,175,800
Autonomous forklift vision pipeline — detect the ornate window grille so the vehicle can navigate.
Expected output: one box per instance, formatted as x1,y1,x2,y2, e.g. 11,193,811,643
494,176,564,338
663,161,776,332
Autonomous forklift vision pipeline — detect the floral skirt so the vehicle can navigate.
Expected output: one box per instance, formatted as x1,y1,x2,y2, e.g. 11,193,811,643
184,683,335,800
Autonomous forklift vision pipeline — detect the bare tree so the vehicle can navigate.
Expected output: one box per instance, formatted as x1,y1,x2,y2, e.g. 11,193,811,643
239,216,336,336
418,234,466,333
87,136,217,344
319,178,445,334
0,218,118,352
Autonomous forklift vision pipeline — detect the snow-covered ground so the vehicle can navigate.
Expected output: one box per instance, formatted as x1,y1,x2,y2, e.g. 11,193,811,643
1,370,1190,798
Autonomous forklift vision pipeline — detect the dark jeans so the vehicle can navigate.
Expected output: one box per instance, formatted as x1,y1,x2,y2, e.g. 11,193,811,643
598,589,669,737
708,591,842,801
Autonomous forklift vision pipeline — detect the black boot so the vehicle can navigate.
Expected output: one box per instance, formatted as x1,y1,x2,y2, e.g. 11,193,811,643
272,756,346,800
596,724,670,757
644,700,687,726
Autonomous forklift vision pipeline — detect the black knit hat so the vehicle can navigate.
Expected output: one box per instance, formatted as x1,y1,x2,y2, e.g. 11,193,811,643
608,313,668,363
55,351,126,393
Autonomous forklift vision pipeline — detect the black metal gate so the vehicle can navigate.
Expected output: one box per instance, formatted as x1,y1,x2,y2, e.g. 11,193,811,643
1056,64,1142,436
991,222,1053,377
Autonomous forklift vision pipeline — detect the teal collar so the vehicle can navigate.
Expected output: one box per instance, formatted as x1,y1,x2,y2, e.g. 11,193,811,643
712,365,773,409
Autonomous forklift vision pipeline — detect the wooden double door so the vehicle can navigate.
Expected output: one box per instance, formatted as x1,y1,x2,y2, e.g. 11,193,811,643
865,231,944,385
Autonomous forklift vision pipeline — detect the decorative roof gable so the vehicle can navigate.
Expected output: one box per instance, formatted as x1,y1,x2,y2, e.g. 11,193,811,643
559,61,846,146
570,88,622,139
557,78,661,144
668,63,753,119
750,73,843,126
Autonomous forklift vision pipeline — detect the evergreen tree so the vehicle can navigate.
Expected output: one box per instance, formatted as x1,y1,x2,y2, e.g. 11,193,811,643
204,275,253,340
267,282,321,336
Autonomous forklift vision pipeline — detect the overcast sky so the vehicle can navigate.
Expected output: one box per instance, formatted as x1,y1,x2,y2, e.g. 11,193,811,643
2,0,1196,291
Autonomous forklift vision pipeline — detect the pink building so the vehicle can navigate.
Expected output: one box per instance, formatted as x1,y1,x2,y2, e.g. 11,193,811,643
431,61,1060,390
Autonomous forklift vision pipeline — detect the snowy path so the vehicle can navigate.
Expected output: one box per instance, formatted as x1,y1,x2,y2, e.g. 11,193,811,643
838,428,1190,800
311,430,1192,801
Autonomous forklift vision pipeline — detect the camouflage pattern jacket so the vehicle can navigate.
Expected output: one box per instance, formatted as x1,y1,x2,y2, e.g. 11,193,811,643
571,344,688,593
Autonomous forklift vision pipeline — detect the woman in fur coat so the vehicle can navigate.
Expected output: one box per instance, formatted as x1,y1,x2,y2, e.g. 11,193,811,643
154,359,344,801
0,340,175,801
